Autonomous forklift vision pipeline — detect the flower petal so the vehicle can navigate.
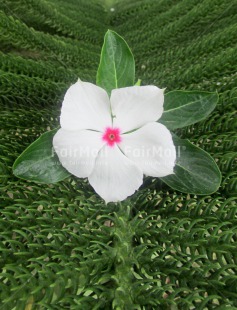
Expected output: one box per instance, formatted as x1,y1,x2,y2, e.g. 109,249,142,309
111,86,164,133
60,80,112,131
120,122,176,177
53,129,104,178
88,145,143,203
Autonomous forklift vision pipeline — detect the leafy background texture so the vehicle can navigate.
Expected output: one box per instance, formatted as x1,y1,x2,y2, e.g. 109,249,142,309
0,0,237,309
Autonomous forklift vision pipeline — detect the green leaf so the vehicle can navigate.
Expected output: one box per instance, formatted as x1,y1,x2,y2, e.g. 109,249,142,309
96,30,135,96
135,79,141,86
159,90,219,130
13,129,70,183
161,135,221,195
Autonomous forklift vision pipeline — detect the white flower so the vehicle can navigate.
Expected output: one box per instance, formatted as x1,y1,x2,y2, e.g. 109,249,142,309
53,80,176,203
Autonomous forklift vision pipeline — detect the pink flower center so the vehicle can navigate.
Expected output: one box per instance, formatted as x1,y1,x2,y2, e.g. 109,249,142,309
102,127,122,147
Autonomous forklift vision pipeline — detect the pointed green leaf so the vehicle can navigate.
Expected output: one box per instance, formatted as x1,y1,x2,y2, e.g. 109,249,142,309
13,129,70,183
161,136,221,194
96,30,135,95
135,79,141,86
159,90,219,130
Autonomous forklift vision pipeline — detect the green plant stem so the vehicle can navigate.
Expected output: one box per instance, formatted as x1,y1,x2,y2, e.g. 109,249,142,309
112,203,136,310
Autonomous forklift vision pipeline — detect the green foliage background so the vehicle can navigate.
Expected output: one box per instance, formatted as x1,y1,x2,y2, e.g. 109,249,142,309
0,0,237,309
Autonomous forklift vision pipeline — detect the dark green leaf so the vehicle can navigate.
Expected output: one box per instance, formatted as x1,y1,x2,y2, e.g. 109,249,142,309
96,30,135,96
13,129,70,183
159,90,219,130
161,135,221,194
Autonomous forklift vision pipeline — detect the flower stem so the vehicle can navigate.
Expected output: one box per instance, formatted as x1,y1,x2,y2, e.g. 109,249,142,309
112,202,136,309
